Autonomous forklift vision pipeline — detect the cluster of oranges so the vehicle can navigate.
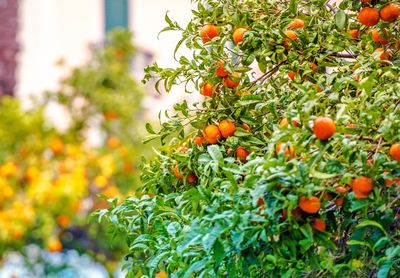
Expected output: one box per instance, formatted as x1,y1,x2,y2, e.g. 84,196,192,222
351,2,400,60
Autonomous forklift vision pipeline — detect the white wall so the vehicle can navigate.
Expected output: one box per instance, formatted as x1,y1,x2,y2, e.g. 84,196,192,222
16,0,196,120
16,0,103,99
130,0,197,115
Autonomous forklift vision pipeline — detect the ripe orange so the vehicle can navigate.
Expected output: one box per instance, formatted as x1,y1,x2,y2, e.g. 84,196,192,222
233,28,246,44
280,209,288,220
335,197,344,206
292,119,301,127
194,136,204,146
214,60,228,77
187,172,197,184
201,83,214,97
242,123,251,131
107,137,120,149
288,71,298,80
288,18,305,29
256,197,265,207
371,29,389,45
276,143,296,158
155,271,168,278
312,218,326,232
222,72,240,88
374,48,391,60
218,120,236,138
313,116,336,140
380,3,400,23
299,196,321,214
173,165,184,180
203,125,222,144
57,214,71,228
335,186,349,194
236,146,249,161
352,176,373,199
283,30,298,41
50,138,64,155
390,143,400,161
48,239,63,252
279,118,289,128
385,178,400,187
103,110,118,121
200,24,219,42
358,7,380,26
348,29,360,39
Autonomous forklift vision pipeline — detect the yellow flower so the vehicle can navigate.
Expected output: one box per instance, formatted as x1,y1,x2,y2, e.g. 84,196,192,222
0,162,18,178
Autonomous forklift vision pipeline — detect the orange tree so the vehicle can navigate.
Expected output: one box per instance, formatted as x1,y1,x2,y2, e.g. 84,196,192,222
0,30,147,272
100,1,399,277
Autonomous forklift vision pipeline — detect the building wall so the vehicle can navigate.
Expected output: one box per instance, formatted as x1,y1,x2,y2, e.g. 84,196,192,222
16,0,103,99
0,0,18,96
16,0,193,105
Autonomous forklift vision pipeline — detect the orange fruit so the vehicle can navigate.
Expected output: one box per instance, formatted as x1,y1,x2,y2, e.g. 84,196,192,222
256,197,265,207
233,28,246,44
194,136,204,146
107,137,120,149
371,29,389,45
187,172,197,184
200,24,218,42
218,120,236,138
203,125,222,144
279,118,290,128
236,146,249,161
385,178,400,187
173,165,184,180
214,60,228,77
48,239,63,252
380,3,400,23
242,123,251,131
201,83,214,97
312,218,326,232
103,110,118,121
352,176,373,199
390,143,400,161
222,72,240,88
283,30,298,41
299,196,321,214
335,186,349,194
374,48,391,60
348,29,360,39
335,197,344,206
288,18,305,29
280,209,288,220
57,214,71,228
288,71,298,80
276,143,296,158
50,138,64,155
155,271,168,278
313,116,336,140
358,7,380,26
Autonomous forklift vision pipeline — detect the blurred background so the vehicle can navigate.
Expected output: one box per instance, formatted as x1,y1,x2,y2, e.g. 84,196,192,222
0,0,193,277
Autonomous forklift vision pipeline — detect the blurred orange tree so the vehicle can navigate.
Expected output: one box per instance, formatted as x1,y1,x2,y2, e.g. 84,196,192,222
0,30,148,270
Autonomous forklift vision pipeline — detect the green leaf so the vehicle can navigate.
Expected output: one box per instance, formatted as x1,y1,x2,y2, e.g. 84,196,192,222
356,220,387,236
335,10,346,30
207,145,224,162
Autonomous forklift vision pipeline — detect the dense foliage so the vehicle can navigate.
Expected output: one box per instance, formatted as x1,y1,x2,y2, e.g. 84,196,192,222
0,30,146,272
101,1,399,277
